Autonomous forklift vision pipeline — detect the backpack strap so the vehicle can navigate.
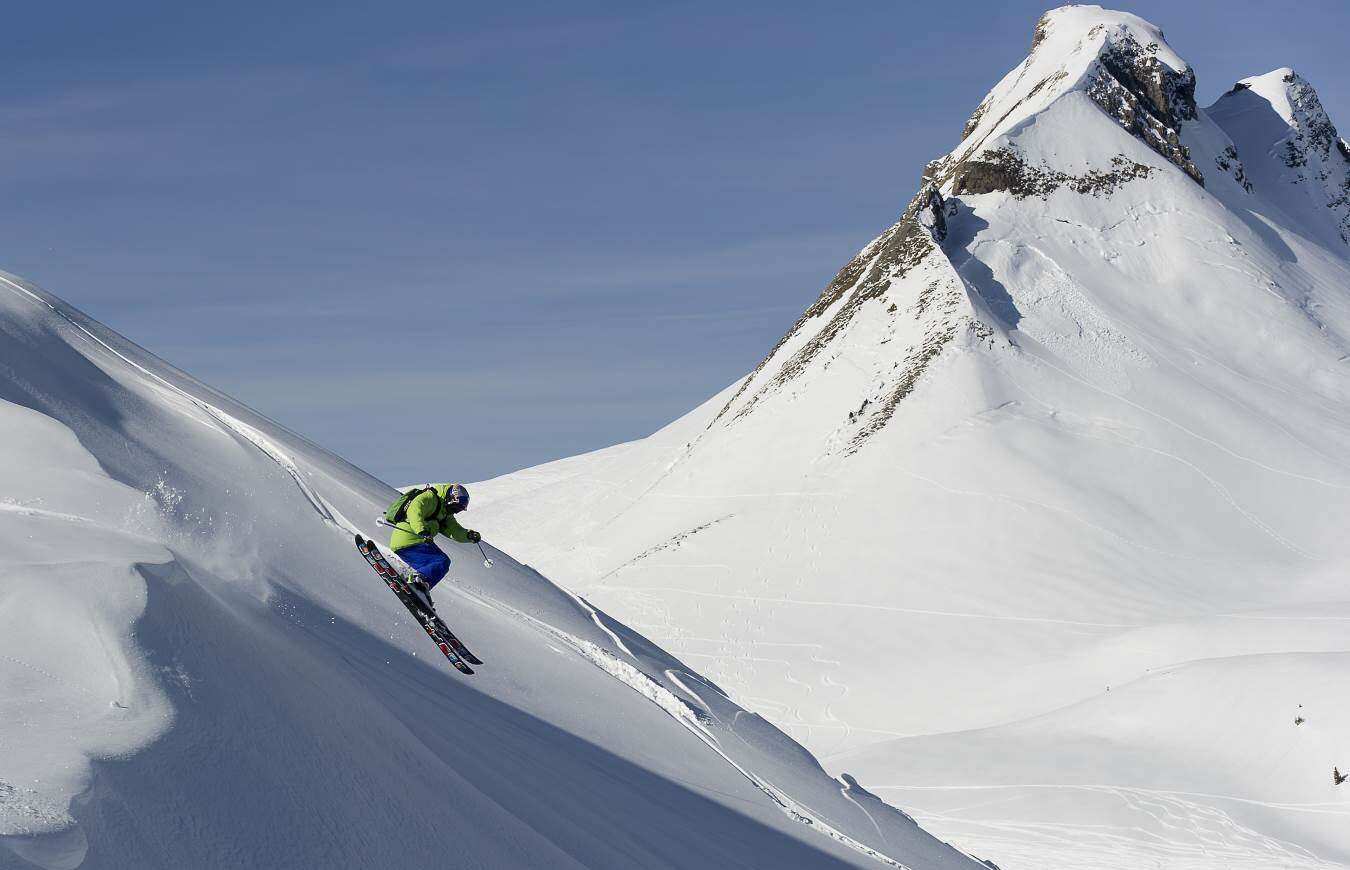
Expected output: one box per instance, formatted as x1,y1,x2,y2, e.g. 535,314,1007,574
386,484,437,528
402,485,444,533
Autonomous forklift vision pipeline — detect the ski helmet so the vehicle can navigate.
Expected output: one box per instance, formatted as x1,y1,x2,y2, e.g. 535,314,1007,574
447,483,470,513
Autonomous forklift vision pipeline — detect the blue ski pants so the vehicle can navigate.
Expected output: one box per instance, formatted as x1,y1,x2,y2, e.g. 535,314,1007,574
394,541,451,588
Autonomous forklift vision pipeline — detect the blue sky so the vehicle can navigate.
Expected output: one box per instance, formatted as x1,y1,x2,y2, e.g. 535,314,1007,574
1,1,1346,484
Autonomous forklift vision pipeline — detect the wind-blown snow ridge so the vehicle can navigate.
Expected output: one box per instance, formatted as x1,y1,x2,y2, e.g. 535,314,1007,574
0,273,345,532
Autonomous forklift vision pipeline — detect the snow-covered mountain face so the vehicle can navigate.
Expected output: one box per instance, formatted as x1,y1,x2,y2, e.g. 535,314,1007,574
1209,68,1350,248
475,6,1350,870
0,274,985,869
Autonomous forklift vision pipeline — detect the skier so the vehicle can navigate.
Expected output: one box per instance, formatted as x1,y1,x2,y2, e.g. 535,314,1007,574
384,483,481,610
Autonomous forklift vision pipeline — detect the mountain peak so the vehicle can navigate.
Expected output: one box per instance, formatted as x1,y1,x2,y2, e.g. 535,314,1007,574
939,5,1203,197
1031,5,1186,75
712,7,1232,447
1209,67,1350,244
1227,67,1341,152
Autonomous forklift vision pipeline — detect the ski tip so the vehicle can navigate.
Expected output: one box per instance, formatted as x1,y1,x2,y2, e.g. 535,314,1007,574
438,643,474,674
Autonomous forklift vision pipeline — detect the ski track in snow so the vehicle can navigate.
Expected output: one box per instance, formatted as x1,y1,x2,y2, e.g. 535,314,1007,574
880,783,1350,870
972,366,1317,561
1016,335,1350,493
565,589,637,658
994,355,1320,560
839,776,893,852
1166,343,1350,474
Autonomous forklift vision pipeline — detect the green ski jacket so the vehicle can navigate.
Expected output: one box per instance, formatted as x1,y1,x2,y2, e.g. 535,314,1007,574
388,483,474,551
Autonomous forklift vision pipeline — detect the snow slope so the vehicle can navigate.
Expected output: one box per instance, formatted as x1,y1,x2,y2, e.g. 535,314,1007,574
473,7,1350,870
0,269,985,870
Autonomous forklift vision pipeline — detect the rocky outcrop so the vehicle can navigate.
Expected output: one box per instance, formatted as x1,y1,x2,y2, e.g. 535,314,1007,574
947,13,1203,197
1086,30,1203,184
1215,144,1253,192
961,98,991,143
845,298,984,455
1276,71,1343,171
1277,73,1350,242
1029,12,1052,53
713,185,964,426
949,148,1155,198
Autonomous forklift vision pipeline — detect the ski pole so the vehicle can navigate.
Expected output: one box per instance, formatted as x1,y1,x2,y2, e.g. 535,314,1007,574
476,540,494,569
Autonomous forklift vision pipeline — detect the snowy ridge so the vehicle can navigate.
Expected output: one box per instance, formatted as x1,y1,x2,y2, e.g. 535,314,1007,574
0,274,345,532
0,275,983,869
475,6,1350,870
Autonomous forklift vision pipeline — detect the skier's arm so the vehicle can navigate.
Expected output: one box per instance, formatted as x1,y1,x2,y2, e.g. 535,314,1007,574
404,490,441,538
439,512,473,544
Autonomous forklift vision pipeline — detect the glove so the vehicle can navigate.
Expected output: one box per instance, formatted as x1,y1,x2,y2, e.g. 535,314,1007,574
467,530,481,544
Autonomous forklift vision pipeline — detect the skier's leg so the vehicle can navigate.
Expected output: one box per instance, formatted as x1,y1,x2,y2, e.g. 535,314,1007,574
397,542,451,592
422,549,451,588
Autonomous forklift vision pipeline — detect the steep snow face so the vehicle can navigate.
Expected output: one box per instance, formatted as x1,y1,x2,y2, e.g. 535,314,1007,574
0,271,984,870
1209,68,1350,247
475,7,1350,870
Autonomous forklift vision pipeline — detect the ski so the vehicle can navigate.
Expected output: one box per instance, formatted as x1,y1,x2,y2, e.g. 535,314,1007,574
355,534,476,674
359,535,483,666
367,534,483,666
436,619,483,666
356,534,477,672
